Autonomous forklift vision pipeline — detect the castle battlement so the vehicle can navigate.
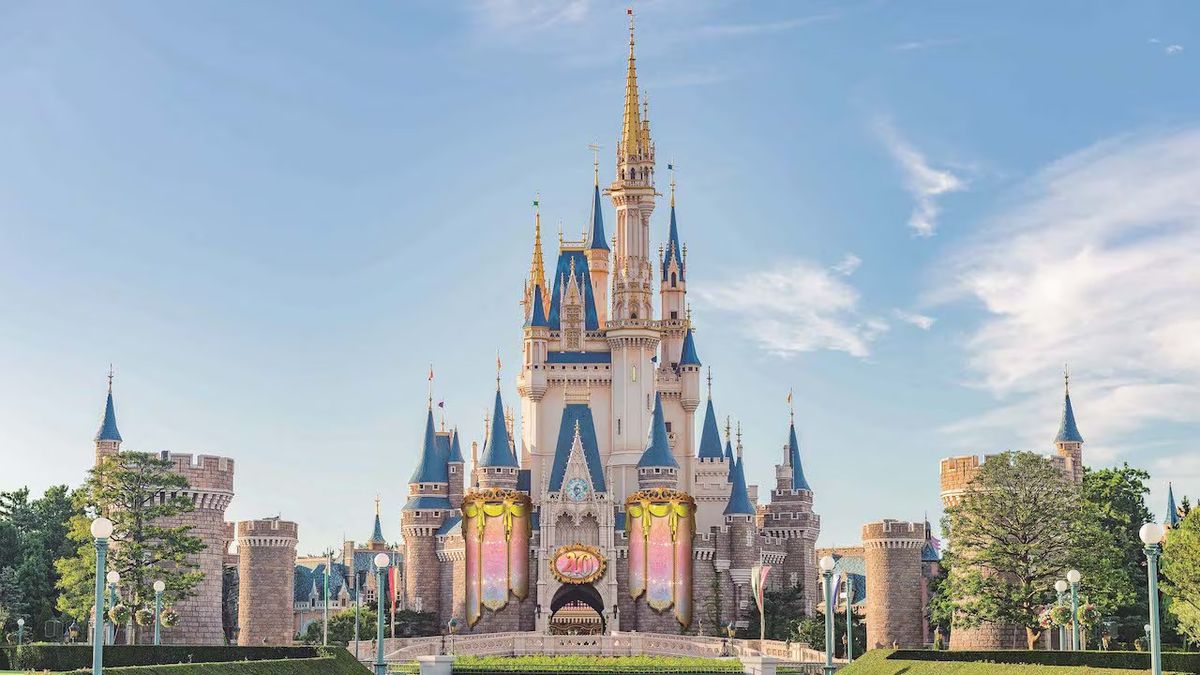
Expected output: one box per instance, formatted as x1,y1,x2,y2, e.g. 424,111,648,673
160,451,235,493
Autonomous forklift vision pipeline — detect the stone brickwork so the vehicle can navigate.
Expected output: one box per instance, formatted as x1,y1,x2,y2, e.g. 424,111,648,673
236,518,298,646
863,520,925,650
401,507,446,616
761,488,820,614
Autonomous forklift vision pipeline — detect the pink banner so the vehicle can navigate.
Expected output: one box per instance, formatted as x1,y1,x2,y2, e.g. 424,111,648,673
481,514,508,610
673,517,693,626
646,514,674,610
508,511,529,600
464,516,481,626
628,514,645,600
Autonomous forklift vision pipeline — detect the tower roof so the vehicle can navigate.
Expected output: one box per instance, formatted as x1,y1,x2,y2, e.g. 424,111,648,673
661,201,684,282
621,12,646,157
697,399,723,459
479,388,519,468
408,409,448,484
1166,482,1180,528
369,500,386,546
547,250,600,331
585,183,609,251
1054,376,1084,444
679,328,701,366
447,427,464,463
95,373,122,442
548,404,607,492
528,283,549,328
724,436,735,480
787,421,812,491
723,456,755,516
637,393,678,468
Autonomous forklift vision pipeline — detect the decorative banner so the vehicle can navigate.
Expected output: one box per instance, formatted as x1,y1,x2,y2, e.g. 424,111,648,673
750,564,771,642
550,544,606,584
625,487,695,627
463,488,531,626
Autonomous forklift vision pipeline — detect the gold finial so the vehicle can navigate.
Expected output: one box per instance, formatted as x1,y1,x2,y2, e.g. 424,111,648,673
788,388,794,424
374,495,381,516
725,415,732,442
686,304,693,325
496,352,502,390
621,8,642,157
427,364,434,410
735,421,743,457
706,366,713,399
107,364,114,393
668,161,676,207
588,143,601,185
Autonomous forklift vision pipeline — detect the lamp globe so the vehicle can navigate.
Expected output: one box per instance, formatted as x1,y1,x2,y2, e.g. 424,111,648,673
1066,569,1081,584
106,571,121,585
1055,580,1069,594
153,580,166,593
1140,522,1165,545
90,517,114,539
819,555,836,573
374,553,390,569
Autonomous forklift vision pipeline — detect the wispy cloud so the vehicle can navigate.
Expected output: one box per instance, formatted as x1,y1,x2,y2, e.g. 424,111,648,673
1149,38,1184,55
832,253,862,276
893,309,935,330
692,13,837,38
876,120,966,237
892,37,961,52
696,259,887,358
470,0,592,32
935,127,1200,454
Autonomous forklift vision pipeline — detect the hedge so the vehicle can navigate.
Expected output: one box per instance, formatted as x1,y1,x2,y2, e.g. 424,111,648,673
99,649,370,675
0,644,321,671
449,655,744,674
840,650,1194,675
889,649,1200,673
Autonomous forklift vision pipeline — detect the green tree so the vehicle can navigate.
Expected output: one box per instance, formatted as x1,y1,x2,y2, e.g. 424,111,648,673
0,485,79,631
1162,509,1200,644
791,615,865,658
943,451,1122,648
300,606,372,645
740,584,807,641
55,453,204,621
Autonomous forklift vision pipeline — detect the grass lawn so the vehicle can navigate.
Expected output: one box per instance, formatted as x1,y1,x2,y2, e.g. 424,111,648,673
839,650,1186,675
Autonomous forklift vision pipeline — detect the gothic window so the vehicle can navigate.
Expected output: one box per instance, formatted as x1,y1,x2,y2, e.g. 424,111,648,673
664,422,672,432
671,273,677,287
617,419,621,435
745,531,754,547
670,311,678,320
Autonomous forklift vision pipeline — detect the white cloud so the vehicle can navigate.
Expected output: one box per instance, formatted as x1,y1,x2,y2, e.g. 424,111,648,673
696,260,887,358
832,253,862,276
892,37,961,52
876,120,966,237
893,309,935,330
692,14,837,38
936,127,1200,454
1166,44,1184,55
471,0,592,32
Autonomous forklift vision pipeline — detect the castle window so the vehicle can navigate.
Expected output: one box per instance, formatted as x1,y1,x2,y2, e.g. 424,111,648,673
665,422,672,432
670,311,678,320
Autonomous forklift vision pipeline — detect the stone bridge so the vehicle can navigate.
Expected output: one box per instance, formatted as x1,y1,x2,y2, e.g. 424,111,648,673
359,631,838,671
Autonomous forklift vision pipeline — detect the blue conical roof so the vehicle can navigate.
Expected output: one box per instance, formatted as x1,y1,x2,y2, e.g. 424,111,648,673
95,389,122,442
723,456,754,516
697,399,723,459
661,203,684,282
369,513,385,545
680,328,701,366
447,428,464,463
528,284,549,328
480,389,519,467
638,393,678,468
408,409,448,484
724,438,735,480
1055,390,1084,443
585,184,609,251
1166,483,1180,528
787,421,812,491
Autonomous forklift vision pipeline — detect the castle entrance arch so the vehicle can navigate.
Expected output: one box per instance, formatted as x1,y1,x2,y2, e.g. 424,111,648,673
549,583,605,635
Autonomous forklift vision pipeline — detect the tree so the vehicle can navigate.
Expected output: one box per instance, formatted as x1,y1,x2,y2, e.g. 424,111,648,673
791,614,865,658
55,452,204,622
0,485,79,631
943,451,1122,648
740,585,807,641
1162,509,1200,644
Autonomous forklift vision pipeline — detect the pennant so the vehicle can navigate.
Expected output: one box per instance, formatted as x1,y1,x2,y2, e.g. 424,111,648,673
438,401,445,409
388,564,400,614
627,8,633,15
750,564,771,614
428,366,434,381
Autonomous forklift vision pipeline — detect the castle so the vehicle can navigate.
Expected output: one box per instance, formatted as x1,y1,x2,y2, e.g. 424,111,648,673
397,15,821,636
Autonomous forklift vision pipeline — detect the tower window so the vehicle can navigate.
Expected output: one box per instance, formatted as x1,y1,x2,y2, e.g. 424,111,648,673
670,311,678,320
665,422,672,432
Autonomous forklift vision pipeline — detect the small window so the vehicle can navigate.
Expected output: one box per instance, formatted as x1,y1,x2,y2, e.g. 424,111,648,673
670,311,678,319
665,422,672,432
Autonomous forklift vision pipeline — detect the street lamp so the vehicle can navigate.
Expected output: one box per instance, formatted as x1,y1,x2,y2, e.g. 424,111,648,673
90,516,114,675
153,580,166,646
373,553,390,675
1055,579,1069,651
844,574,854,662
1066,569,1081,651
1140,522,1166,675
819,555,836,675
16,618,24,646
106,570,121,646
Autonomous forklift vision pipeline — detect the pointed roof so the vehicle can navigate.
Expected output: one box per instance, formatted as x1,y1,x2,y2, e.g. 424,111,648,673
408,409,448,484
723,456,754,516
585,183,609,251
786,421,812,491
95,373,122,442
479,389,519,467
724,437,735,480
1165,483,1180,528
369,502,385,546
621,13,644,157
697,399,723,459
1055,377,1084,444
547,250,600,330
661,202,684,282
680,328,701,366
447,428,464,463
637,393,678,468
528,284,549,328
548,404,607,492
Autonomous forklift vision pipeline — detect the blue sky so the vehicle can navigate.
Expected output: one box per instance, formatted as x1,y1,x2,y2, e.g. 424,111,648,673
1,0,1197,554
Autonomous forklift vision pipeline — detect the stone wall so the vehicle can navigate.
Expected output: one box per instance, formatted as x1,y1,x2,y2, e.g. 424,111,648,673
236,518,298,645
863,519,925,650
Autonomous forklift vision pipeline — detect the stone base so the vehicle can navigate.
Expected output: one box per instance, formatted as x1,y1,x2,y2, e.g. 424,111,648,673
950,622,1027,650
417,654,454,675
739,655,778,675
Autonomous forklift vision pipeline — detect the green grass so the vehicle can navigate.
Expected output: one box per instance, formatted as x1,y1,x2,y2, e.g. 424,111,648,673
840,650,1189,675
98,648,369,675
450,655,744,673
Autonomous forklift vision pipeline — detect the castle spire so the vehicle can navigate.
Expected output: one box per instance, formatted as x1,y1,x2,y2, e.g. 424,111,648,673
697,370,723,460
1165,482,1180,528
408,408,448,484
661,174,684,282
723,454,754,516
479,387,518,468
95,366,122,443
621,9,643,158
369,497,386,546
1055,366,1084,444
786,416,812,491
585,158,609,252
637,393,678,468
526,196,549,318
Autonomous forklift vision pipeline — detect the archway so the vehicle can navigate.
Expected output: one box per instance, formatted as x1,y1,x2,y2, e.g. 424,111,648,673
549,583,605,635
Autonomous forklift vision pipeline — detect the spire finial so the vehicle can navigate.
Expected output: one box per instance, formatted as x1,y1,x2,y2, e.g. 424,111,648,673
735,421,743,457
589,143,601,186
1064,363,1070,395
621,7,642,158
107,364,114,393
706,366,713,399
686,303,693,325
668,161,676,207
496,352,502,391
725,415,732,441
788,388,795,424
375,495,381,515
427,364,434,410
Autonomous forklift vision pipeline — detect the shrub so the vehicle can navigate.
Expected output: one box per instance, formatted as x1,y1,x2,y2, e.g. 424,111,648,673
888,649,1200,672
0,644,322,671
451,655,743,673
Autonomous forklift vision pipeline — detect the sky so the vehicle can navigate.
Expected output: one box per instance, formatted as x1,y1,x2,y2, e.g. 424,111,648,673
1,0,1197,555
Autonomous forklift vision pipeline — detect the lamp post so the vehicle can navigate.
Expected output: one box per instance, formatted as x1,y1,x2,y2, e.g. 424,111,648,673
323,550,332,647
373,553,389,675
819,555,836,675
16,618,24,646
1066,569,1081,651
1140,522,1165,675
153,580,166,646
725,622,735,657
354,570,363,661
1054,580,1069,651
844,574,854,662
91,517,114,675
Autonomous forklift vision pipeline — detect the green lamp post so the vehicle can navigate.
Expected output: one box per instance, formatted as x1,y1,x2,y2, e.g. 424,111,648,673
1054,579,1069,650
844,574,854,662
1140,523,1165,675
153,580,166,646
105,570,121,645
1066,569,1081,651
373,553,389,675
16,618,24,646
819,555,836,675
91,517,114,675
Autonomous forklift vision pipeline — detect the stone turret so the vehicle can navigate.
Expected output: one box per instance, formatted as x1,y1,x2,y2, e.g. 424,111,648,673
94,369,122,462
1052,371,1084,484
236,518,297,645
762,415,820,613
402,408,449,615
863,520,925,650
637,394,678,489
447,428,466,509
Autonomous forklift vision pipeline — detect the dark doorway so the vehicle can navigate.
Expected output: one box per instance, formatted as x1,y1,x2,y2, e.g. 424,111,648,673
549,583,605,635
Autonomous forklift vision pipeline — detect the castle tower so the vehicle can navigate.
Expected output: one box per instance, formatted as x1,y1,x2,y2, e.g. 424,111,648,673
235,518,298,646
659,173,687,356
585,158,611,326
637,393,679,490
401,407,450,615
762,413,821,613
723,428,758,629
94,368,122,462
1053,370,1084,484
367,497,388,551
863,520,925,649
477,385,520,489
448,427,466,509
692,371,734,531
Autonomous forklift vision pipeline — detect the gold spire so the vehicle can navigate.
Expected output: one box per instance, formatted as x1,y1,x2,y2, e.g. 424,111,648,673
374,495,381,516
107,364,114,393
669,161,676,207
589,143,601,186
531,195,546,289
621,10,642,157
